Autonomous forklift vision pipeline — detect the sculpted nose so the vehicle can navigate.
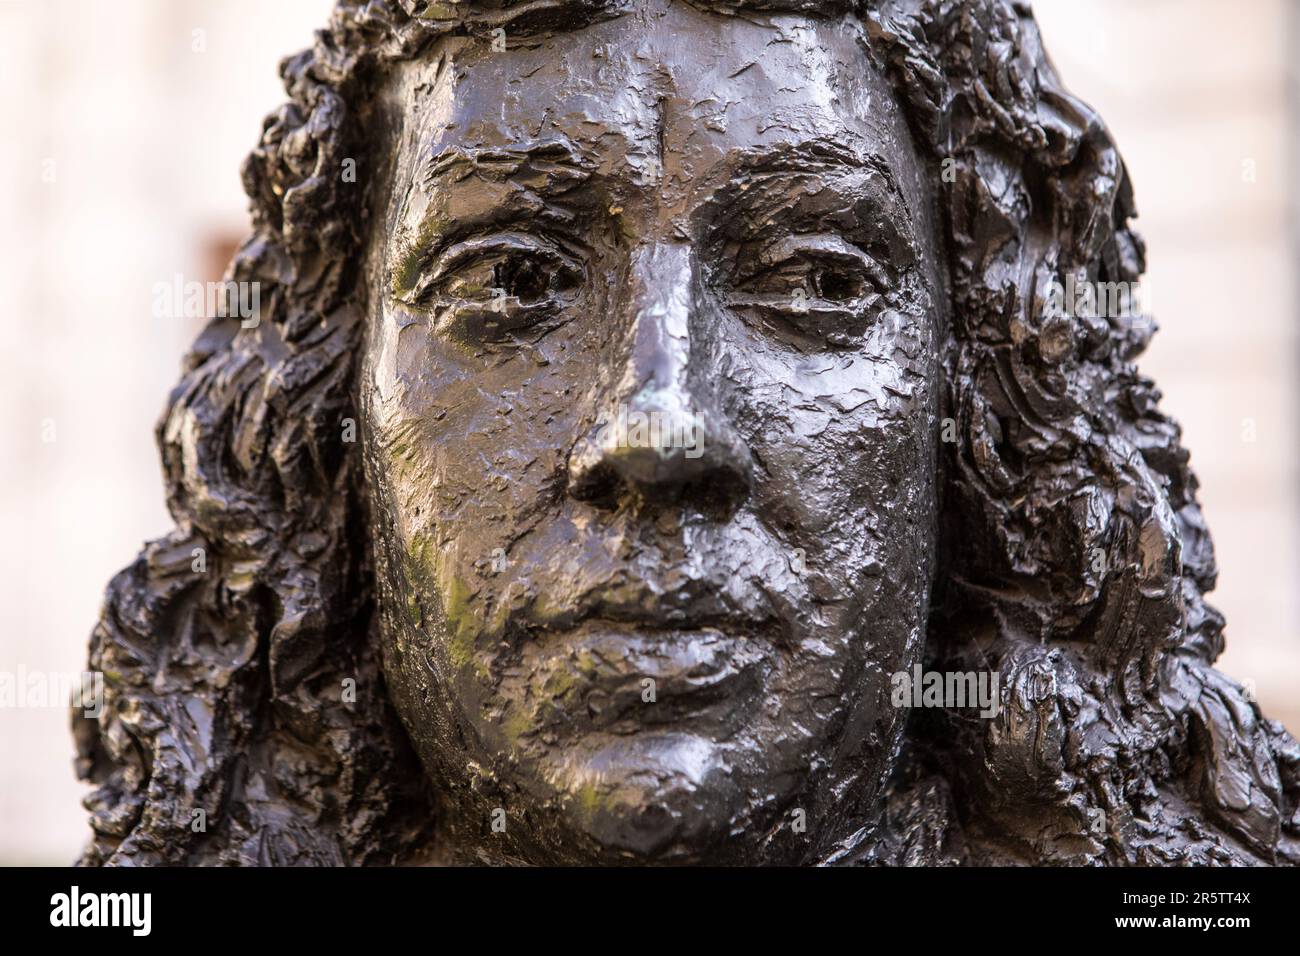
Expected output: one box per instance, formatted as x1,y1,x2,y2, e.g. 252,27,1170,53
568,243,751,509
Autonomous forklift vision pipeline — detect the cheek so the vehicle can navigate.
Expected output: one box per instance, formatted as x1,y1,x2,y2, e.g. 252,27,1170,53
718,345,935,706
364,311,595,667
368,312,574,532
728,342,935,561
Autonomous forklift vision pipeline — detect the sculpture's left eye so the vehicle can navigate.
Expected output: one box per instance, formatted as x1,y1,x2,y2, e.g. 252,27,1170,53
741,255,869,304
723,233,889,349
810,264,867,303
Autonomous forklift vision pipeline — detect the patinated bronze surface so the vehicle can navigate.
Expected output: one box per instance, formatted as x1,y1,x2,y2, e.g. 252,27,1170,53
75,0,1300,866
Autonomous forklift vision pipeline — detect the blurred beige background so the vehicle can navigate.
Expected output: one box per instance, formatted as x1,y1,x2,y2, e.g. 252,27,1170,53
0,0,1295,864
1031,0,1300,731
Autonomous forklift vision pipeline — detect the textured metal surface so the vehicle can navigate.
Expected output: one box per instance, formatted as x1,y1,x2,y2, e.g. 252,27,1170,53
75,0,1300,866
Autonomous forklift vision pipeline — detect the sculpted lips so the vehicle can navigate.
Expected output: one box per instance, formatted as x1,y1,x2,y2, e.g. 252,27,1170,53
455,518,803,738
510,621,769,734
463,524,807,741
489,576,781,736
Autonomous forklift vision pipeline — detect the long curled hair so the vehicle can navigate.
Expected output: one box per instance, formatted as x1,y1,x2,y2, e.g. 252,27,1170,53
76,0,1299,865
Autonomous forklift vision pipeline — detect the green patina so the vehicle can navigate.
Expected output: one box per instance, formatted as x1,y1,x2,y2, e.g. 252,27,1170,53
541,665,579,701
501,702,534,744
418,2,459,22
404,590,422,628
440,574,488,679
575,781,610,817
391,212,453,301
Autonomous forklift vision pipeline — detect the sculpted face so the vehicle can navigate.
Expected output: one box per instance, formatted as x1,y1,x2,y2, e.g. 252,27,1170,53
360,0,945,863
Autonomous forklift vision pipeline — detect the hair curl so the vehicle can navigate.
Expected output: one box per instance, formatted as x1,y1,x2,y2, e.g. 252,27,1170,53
75,0,1300,865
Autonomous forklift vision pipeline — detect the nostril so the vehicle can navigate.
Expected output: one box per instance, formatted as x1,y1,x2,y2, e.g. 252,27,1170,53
570,473,745,520
676,471,747,522
566,404,753,514
567,432,625,508
568,450,749,519
568,460,623,509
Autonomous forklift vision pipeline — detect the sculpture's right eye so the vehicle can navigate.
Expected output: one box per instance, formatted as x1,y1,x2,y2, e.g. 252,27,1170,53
395,232,584,344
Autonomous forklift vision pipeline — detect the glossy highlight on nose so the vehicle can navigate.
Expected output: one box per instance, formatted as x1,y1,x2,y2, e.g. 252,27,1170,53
567,243,752,509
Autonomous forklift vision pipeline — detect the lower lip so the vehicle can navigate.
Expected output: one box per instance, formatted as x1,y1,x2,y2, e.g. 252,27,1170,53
532,622,764,710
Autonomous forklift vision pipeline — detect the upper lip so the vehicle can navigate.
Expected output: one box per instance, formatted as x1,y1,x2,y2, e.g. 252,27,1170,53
515,589,784,646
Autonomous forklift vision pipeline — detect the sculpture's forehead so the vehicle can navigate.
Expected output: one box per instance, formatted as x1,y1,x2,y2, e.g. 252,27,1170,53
407,4,918,193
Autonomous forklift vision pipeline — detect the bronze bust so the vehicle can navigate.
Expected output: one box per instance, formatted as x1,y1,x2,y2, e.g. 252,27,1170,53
75,0,1300,866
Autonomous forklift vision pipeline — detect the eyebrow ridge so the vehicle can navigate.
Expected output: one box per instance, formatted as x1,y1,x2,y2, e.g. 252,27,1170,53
419,141,595,192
